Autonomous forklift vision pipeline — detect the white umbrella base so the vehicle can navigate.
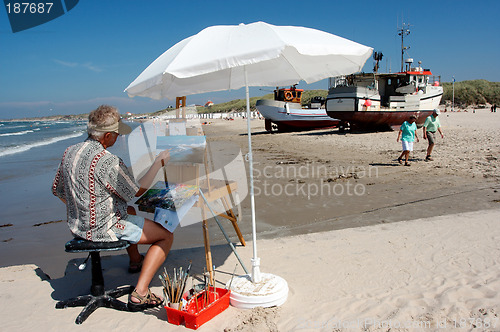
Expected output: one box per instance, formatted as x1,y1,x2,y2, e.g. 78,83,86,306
226,273,288,309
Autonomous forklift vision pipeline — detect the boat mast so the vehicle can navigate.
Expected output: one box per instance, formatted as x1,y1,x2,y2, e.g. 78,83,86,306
398,23,410,72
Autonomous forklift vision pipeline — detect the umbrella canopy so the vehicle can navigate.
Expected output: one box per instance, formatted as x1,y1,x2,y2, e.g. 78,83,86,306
125,21,372,285
125,21,373,99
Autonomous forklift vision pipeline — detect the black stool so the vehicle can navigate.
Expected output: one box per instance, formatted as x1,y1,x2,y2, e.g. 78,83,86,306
56,238,135,324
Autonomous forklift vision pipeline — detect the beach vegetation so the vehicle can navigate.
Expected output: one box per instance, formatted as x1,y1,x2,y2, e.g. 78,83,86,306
441,79,500,106
196,89,329,113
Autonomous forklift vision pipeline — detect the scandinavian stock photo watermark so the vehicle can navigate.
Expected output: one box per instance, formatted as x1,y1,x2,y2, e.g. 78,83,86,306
253,162,378,199
295,315,499,330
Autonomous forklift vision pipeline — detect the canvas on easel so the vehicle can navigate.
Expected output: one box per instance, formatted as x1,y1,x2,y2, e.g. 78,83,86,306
131,96,246,282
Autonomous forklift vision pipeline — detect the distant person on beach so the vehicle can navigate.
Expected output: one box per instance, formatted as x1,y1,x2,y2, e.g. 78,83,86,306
397,114,419,166
422,109,444,161
52,105,172,312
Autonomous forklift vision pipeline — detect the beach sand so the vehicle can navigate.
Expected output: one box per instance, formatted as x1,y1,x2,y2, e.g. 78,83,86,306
1,209,499,331
1,109,499,330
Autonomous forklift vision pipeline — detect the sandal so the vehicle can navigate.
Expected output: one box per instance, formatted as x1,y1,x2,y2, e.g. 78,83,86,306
405,162,411,166
397,157,403,164
128,255,144,274
128,288,163,312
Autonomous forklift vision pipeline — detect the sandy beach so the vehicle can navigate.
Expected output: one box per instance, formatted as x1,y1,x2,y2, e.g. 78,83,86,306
1,109,499,331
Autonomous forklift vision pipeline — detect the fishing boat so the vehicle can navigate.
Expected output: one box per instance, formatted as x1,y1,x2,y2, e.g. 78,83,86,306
325,24,443,130
256,86,339,132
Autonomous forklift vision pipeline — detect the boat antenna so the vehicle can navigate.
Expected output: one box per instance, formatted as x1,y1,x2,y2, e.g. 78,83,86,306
373,51,383,73
397,22,411,72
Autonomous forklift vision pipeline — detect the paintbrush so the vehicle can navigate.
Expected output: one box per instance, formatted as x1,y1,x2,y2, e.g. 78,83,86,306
203,271,207,309
213,264,217,300
161,159,168,188
179,261,191,303
192,276,198,313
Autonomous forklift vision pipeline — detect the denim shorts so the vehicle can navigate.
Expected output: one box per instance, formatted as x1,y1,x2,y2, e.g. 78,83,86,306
113,214,144,244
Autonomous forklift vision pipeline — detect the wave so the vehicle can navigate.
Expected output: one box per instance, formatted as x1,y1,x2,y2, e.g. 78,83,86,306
0,124,31,130
0,129,35,137
0,131,85,158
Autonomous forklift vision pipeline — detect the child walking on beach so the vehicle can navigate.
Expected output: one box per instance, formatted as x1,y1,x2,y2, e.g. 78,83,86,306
397,115,419,166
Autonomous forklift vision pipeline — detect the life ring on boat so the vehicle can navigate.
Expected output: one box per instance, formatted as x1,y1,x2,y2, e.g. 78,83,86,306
284,91,293,101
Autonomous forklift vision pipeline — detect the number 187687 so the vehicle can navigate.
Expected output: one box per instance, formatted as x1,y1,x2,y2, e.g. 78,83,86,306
6,2,53,14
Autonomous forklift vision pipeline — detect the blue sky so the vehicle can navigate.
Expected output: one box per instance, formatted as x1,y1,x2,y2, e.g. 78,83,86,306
0,0,498,119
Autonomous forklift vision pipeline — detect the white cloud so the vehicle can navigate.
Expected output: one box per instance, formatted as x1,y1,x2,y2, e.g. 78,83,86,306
53,59,103,72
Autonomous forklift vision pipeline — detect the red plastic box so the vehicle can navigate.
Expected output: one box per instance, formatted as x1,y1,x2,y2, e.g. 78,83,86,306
165,288,230,329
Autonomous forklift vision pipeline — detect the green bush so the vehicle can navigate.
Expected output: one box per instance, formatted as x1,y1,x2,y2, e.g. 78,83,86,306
442,79,500,106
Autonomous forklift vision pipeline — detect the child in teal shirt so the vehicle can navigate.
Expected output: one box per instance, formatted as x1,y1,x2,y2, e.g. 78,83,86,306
397,115,419,166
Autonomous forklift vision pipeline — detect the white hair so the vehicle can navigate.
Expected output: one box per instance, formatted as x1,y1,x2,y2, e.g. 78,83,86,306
87,105,120,139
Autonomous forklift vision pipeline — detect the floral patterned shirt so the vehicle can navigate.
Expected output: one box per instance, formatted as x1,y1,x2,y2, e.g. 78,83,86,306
52,139,139,241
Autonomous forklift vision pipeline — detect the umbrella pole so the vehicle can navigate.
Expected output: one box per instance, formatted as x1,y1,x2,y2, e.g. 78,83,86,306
228,84,288,305
244,66,261,283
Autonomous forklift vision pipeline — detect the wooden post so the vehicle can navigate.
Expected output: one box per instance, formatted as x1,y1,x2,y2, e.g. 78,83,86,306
176,96,187,118
201,205,214,285
221,196,246,246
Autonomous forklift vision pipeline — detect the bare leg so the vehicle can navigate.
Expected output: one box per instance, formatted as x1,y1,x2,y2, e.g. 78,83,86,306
127,244,142,263
404,151,410,165
130,219,173,302
126,206,142,263
427,143,435,157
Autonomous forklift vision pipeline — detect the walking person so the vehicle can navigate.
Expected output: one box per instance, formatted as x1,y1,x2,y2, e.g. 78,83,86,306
422,109,444,161
397,114,419,166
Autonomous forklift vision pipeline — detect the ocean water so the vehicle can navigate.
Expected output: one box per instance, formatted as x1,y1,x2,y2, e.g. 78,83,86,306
0,120,87,180
0,121,86,227
0,120,139,225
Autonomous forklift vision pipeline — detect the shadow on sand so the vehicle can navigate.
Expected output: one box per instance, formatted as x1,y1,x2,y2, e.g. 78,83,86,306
42,244,235,322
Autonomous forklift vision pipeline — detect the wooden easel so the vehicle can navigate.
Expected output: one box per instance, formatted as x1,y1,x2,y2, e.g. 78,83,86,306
165,97,246,283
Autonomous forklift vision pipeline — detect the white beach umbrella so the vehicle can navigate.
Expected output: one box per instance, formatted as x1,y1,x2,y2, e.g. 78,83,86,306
125,21,372,308
125,21,372,99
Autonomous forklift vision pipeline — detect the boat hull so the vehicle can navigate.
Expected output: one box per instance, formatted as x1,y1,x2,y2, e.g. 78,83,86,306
325,85,443,130
256,99,339,132
325,110,433,130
